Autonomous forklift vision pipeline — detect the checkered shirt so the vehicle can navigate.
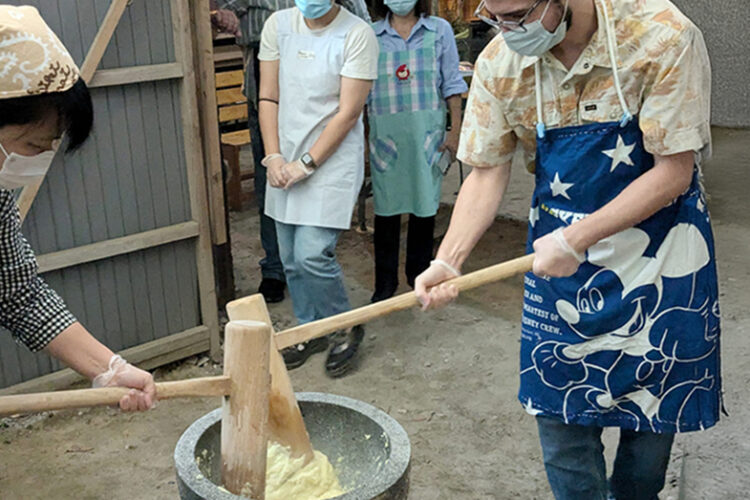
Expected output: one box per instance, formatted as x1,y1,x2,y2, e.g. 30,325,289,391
0,189,76,352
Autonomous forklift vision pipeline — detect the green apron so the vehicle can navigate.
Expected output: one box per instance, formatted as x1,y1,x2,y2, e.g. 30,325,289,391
368,24,446,217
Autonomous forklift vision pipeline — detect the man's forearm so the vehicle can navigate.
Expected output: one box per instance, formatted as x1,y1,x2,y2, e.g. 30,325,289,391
45,322,114,380
435,164,512,270
308,111,362,167
564,151,695,254
259,101,280,156
447,95,462,132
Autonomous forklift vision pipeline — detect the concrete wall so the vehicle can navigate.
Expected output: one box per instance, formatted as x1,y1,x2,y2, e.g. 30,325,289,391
671,0,750,128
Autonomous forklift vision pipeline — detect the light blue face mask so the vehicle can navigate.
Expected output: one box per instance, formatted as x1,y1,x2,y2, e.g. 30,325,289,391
502,0,569,57
385,0,418,16
295,0,333,19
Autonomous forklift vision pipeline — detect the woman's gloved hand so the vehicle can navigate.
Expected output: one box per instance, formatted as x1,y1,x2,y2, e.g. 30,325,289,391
262,154,288,188
93,355,156,411
532,227,586,278
414,259,461,311
282,159,313,189
439,128,460,161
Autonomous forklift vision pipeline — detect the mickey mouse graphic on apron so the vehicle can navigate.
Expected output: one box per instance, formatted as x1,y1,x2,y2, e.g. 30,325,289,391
519,2,722,434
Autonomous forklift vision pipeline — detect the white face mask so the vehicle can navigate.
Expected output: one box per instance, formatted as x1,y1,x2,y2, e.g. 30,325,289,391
0,140,58,190
502,0,569,57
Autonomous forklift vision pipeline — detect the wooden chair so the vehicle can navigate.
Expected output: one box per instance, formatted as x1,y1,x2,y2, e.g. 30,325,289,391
216,68,253,211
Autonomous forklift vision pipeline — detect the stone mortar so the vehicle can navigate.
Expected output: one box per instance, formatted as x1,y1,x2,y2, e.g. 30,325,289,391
175,392,411,500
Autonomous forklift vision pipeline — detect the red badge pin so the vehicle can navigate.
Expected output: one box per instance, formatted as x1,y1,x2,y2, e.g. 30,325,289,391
396,64,410,80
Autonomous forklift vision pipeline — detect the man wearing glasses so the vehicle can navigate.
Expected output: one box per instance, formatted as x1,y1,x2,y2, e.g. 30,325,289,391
415,1,719,499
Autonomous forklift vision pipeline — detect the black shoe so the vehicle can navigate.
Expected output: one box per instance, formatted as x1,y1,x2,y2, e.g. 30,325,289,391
325,325,365,378
371,288,396,303
282,337,329,370
258,278,285,303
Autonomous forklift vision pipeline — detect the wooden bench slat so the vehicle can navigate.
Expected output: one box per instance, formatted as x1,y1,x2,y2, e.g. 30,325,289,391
221,129,252,146
219,104,248,123
215,69,244,88
217,87,247,106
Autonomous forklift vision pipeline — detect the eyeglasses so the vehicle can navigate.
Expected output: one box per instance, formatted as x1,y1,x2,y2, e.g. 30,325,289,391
474,0,547,32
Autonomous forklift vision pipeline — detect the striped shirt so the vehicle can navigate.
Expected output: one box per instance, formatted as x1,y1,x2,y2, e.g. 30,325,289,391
218,0,371,45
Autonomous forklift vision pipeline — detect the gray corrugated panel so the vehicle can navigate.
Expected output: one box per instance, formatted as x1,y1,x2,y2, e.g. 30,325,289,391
157,82,191,224
0,334,23,387
145,0,170,64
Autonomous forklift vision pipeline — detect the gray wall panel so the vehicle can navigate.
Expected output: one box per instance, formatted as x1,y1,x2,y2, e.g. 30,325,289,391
0,1,205,389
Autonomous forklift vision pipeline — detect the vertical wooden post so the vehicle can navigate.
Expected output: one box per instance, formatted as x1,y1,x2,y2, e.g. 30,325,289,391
221,320,271,498
171,0,222,359
226,295,315,462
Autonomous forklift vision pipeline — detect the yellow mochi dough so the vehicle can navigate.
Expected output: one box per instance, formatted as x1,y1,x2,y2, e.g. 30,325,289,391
241,442,345,500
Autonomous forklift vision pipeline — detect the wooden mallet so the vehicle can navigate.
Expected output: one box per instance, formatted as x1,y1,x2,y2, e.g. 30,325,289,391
0,254,535,497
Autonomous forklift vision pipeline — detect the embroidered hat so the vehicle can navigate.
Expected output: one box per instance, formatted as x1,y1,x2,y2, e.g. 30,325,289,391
0,5,80,99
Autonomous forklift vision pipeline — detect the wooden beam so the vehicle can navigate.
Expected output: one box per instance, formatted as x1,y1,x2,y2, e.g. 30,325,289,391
190,0,228,246
88,62,184,88
36,221,200,274
0,326,210,396
18,0,131,222
172,0,222,360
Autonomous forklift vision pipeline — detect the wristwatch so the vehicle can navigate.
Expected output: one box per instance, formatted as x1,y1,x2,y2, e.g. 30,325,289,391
301,152,317,171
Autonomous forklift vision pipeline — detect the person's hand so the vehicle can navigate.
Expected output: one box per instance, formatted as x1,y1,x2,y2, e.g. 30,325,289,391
93,355,156,412
282,159,313,189
532,227,586,278
262,154,288,188
438,129,460,161
211,9,240,36
414,259,461,311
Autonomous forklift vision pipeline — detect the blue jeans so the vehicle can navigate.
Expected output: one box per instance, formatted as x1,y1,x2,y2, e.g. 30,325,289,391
248,100,284,282
274,222,351,325
536,416,675,500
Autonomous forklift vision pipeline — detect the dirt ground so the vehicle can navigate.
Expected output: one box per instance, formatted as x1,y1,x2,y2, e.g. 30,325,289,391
0,128,748,499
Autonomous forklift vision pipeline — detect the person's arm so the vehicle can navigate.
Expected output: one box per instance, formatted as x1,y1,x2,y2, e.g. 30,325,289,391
281,76,372,188
436,19,469,159
257,15,288,187
309,76,372,167
440,95,463,159
0,191,154,411
46,323,156,411
534,151,694,277
414,163,511,309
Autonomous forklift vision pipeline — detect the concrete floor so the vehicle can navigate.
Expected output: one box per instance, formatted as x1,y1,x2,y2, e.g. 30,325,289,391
0,128,747,499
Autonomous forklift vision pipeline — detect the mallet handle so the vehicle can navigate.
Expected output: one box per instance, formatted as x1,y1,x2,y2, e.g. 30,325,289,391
274,253,535,349
0,376,230,416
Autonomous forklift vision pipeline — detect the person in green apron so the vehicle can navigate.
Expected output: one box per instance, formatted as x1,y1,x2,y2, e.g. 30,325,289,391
415,0,718,498
367,0,467,302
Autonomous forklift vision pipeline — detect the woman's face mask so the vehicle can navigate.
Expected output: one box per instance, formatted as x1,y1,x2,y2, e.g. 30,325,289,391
0,140,59,190
295,0,333,19
502,0,569,57
385,0,418,16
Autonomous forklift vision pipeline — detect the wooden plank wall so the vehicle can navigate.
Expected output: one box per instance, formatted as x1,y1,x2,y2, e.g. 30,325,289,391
0,0,213,389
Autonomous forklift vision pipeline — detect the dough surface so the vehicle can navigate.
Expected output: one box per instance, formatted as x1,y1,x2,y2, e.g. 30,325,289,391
241,442,345,500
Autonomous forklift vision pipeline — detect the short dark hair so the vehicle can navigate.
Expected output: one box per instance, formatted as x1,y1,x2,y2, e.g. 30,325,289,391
0,78,93,153
371,0,431,21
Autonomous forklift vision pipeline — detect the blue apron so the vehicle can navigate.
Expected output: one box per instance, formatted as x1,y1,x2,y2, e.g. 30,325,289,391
519,9,721,434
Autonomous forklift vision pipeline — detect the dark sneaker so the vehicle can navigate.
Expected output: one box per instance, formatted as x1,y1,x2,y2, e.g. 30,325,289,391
282,337,328,369
258,278,285,303
325,325,365,378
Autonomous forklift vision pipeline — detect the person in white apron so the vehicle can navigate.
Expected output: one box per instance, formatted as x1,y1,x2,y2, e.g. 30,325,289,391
367,0,467,302
257,0,378,376
415,0,718,498
0,6,154,410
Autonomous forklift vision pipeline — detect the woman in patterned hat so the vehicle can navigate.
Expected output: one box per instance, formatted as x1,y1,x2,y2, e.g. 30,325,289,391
0,5,154,411
367,0,467,303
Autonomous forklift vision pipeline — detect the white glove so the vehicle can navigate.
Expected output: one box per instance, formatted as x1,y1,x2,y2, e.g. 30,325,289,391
93,355,156,412
532,227,586,278
262,153,288,188
282,159,314,189
414,259,461,311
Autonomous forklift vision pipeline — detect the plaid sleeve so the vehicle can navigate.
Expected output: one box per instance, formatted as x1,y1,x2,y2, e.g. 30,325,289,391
0,190,76,352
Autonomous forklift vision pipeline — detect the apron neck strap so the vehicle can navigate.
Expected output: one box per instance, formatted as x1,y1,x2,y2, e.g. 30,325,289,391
534,0,632,139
